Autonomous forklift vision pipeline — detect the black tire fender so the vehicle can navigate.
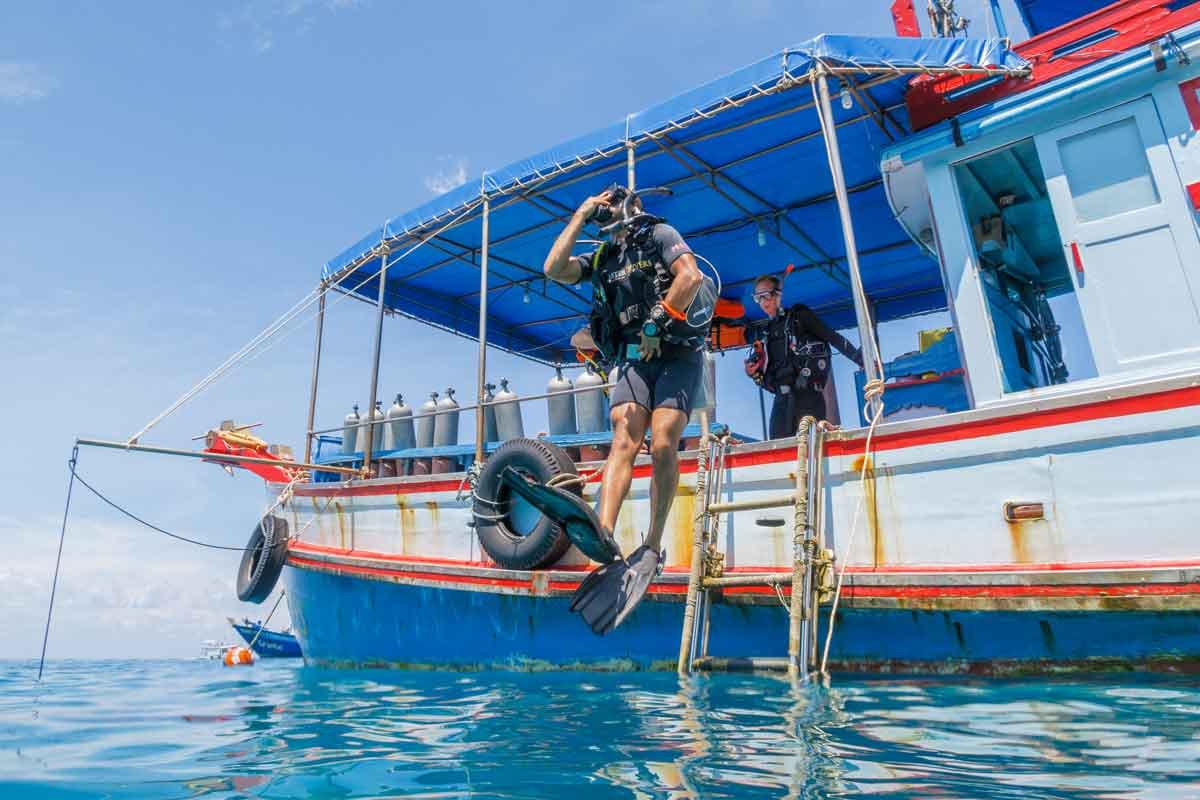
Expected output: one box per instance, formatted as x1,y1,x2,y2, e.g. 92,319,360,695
473,438,578,570
237,515,289,603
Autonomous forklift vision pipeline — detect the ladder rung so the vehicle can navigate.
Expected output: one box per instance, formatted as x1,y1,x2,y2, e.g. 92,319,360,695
692,656,791,672
707,494,797,514
703,573,792,588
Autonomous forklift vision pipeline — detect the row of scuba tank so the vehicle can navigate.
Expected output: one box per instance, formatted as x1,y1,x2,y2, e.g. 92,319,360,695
340,366,611,456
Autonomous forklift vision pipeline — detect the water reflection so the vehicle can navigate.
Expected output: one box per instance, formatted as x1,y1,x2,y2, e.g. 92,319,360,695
2,660,1200,798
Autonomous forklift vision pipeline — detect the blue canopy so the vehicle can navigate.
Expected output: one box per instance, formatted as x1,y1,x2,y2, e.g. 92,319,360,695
324,34,1027,365
1015,0,1115,37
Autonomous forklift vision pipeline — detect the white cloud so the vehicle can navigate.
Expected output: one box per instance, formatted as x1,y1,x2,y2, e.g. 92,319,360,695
424,156,469,196
0,62,55,102
3,512,284,660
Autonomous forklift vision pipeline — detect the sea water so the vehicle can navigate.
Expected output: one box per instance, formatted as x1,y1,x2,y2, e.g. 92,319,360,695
2,660,1199,798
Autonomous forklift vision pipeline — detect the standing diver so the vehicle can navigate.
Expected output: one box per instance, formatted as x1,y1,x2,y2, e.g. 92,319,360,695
744,273,863,438
507,185,713,635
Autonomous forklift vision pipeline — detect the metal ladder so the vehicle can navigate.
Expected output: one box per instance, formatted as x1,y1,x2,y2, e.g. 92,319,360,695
677,413,832,678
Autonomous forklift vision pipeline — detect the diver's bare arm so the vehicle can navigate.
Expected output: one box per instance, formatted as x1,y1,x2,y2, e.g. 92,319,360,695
543,212,587,284
662,253,703,311
543,191,611,284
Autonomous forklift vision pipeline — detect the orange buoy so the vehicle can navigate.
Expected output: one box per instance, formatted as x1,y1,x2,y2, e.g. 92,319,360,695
223,646,254,667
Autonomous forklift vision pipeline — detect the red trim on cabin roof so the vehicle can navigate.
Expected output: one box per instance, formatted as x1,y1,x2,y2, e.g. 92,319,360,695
907,0,1200,131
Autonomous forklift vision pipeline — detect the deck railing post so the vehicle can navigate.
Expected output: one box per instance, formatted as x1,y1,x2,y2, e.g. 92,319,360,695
626,132,636,191
677,408,711,675
304,282,327,464
474,193,491,467
813,66,884,420
362,247,391,474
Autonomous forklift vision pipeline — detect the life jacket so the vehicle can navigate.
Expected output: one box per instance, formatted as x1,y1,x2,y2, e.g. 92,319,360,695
761,307,832,392
587,218,716,363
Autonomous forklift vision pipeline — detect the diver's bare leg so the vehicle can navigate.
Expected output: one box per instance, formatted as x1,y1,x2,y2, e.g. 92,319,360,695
599,402,650,533
644,407,688,553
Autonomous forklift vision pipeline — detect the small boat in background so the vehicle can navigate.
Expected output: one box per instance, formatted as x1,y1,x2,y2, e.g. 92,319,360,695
228,617,302,658
199,639,234,661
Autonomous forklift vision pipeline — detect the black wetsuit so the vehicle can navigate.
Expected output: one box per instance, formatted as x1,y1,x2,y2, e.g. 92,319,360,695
752,304,863,438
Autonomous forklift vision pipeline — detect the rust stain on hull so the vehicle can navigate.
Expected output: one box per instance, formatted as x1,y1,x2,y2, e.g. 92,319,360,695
396,496,415,555
672,486,696,570
852,455,883,567
424,501,440,537
333,501,347,549
1007,520,1032,564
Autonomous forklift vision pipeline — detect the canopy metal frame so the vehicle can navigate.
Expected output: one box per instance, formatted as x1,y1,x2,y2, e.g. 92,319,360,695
313,55,1029,466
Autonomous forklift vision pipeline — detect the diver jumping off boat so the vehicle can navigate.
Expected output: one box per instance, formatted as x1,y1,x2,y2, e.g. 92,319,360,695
538,185,715,634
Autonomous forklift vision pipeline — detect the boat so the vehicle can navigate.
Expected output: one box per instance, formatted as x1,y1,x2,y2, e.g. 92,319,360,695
229,618,303,658
85,0,1200,675
199,639,234,661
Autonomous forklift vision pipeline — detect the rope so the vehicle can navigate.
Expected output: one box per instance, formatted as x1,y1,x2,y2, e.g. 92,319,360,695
71,465,248,552
38,446,79,682
126,200,484,445
818,375,885,676
245,590,286,651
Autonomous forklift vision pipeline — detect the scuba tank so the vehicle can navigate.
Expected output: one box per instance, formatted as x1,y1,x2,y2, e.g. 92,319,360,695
546,367,577,436
575,365,608,433
493,379,524,441
416,392,438,449
342,404,360,456
482,382,499,444
363,401,385,454
385,393,415,452
433,388,460,447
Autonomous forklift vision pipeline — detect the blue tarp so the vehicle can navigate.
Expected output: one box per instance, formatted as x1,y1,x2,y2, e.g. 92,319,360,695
1015,0,1116,37
324,34,1026,365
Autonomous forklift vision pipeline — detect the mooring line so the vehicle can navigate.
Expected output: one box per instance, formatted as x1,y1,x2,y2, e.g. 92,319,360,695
38,446,79,682
245,591,287,651
70,463,248,552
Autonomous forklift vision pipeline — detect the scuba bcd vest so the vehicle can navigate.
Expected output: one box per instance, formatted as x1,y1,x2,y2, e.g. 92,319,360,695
587,217,717,363
759,307,832,392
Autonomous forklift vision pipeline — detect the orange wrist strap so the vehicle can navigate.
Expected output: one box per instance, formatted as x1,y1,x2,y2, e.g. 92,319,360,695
661,301,687,321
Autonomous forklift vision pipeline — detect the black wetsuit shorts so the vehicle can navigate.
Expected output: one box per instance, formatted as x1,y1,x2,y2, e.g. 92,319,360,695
609,348,703,417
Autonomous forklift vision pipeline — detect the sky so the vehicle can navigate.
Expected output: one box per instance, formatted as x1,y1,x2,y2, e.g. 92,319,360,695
0,0,1030,659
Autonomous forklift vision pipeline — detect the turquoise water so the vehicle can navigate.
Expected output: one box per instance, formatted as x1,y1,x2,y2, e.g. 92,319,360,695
3,661,1200,798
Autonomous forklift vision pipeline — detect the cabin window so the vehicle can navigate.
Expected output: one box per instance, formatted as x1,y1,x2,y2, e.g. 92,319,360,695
953,138,1096,393
1058,119,1159,222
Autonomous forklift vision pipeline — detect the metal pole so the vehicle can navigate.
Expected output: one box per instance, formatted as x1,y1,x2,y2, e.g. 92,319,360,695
813,69,883,419
474,196,491,466
788,418,811,679
304,283,327,464
362,248,391,475
758,386,768,440
677,408,711,675
75,437,362,476
626,140,636,191
988,0,1009,41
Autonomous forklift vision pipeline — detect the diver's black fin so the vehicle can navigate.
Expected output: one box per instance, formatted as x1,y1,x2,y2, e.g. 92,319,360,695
501,467,621,564
569,545,663,636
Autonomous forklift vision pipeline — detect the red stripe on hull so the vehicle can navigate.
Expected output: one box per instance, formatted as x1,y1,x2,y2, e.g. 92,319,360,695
288,551,1200,599
289,541,1200,577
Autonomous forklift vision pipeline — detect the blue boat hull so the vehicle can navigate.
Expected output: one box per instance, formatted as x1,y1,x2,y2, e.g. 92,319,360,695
284,565,1200,673
232,622,303,658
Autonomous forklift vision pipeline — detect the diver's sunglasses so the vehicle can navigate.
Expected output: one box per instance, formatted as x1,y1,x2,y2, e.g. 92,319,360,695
753,289,781,302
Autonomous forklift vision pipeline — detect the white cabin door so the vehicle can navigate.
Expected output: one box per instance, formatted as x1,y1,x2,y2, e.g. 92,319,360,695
1036,97,1200,374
